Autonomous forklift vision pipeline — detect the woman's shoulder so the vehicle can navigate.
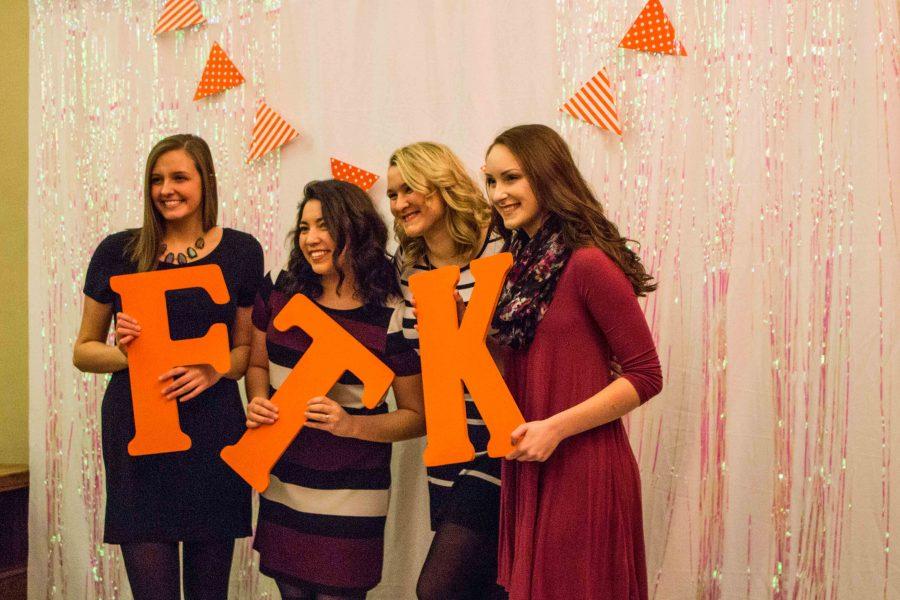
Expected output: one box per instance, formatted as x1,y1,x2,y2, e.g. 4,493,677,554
383,294,406,313
221,227,262,251
392,245,426,281
266,269,291,289
570,245,612,266
263,268,294,291
252,269,292,306
476,229,506,259
92,229,137,262
358,297,408,331
568,246,633,293
100,229,136,248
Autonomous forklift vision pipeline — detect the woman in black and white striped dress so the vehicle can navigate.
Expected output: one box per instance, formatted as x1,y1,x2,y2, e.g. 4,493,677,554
387,142,507,599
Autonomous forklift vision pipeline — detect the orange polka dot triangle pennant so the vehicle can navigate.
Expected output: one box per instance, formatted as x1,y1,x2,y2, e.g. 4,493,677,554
618,0,687,56
247,101,300,163
560,68,622,135
330,158,379,191
153,0,205,35
193,43,245,101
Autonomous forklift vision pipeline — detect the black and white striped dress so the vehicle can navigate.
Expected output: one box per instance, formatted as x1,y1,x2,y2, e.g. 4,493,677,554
394,233,506,532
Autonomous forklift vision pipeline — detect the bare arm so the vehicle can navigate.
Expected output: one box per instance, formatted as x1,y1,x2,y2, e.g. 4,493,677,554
224,306,253,380
244,326,270,398
244,327,277,427
72,297,128,373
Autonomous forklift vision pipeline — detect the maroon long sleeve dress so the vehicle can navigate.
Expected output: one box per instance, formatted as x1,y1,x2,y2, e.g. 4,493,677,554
497,247,663,600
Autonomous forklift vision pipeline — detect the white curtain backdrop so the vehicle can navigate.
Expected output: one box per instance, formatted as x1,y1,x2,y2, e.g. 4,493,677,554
28,1,899,599
28,1,557,598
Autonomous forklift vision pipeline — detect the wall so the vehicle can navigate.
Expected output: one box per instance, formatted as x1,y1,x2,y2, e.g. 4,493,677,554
26,0,900,597
0,0,28,465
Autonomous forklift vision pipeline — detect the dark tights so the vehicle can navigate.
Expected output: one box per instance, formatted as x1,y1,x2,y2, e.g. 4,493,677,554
276,579,365,600
417,521,508,600
120,539,235,600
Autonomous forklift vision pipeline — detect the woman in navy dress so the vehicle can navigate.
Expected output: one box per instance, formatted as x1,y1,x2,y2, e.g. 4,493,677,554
73,134,262,600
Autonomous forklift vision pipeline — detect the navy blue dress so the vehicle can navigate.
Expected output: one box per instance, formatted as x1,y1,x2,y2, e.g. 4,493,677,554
83,228,263,543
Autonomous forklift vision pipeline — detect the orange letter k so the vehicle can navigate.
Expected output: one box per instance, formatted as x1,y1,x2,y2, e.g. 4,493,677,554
409,252,524,467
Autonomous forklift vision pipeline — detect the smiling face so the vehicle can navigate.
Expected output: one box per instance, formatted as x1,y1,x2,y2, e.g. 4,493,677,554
298,199,340,278
386,165,446,239
149,149,204,225
484,144,545,237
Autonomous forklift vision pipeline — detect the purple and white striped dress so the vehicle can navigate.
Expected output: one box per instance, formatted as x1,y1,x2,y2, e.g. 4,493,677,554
251,270,420,596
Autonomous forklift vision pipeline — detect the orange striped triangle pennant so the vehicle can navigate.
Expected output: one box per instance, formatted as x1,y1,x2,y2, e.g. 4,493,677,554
560,69,622,135
153,0,205,35
330,158,379,191
194,43,245,101
248,101,300,163
618,0,687,56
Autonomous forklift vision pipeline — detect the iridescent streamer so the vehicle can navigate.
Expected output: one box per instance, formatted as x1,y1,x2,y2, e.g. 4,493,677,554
29,1,899,598
31,1,283,597
557,0,897,598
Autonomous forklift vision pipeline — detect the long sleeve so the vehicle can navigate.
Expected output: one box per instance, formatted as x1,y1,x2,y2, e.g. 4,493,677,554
573,247,662,404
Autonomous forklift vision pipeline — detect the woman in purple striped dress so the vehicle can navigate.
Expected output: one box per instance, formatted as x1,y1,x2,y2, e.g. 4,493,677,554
244,180,426,600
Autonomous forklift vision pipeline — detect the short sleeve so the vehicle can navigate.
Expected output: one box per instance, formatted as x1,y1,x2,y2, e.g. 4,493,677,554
251,271,276,332
573,248,663,404
83,233,127,304
393,248,422,347
383,303,421,377
237,235,264,307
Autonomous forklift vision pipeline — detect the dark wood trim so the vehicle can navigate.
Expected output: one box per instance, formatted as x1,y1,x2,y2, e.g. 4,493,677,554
0,565,26,579
0,465,28,494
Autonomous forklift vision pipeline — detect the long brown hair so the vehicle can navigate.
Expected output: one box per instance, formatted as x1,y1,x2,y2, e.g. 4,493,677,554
487,124,656,296
389,142,491,270
126,134,219,271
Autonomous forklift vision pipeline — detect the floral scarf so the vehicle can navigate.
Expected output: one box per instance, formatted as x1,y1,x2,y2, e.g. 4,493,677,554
492,217,571,349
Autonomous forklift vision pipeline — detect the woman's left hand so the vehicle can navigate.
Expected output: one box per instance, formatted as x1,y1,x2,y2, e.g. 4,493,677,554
159,364,223,402
305,396,357,438
505,419,563,462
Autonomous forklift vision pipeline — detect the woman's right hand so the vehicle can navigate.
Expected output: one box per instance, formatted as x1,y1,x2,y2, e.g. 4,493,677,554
246,397,279,428
115,312,141,355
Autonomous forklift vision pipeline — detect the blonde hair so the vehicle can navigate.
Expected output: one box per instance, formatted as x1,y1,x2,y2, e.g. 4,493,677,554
389,142,491,270
126,134,219,272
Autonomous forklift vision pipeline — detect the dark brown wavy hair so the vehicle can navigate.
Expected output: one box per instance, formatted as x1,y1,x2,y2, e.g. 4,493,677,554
487,124,656,296
285,180,400,305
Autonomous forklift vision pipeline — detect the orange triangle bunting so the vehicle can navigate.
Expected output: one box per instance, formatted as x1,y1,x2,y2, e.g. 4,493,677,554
330,158,379,191
248,101,300,163
560,69,622,135
193,43,245,101
618,0,687,56
154,0,205,35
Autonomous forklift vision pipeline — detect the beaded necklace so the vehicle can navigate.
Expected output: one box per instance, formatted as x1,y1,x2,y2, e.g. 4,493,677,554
160,235,206,265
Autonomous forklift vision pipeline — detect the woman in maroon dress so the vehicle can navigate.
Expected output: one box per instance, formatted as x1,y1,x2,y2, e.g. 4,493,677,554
482,124,663,600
